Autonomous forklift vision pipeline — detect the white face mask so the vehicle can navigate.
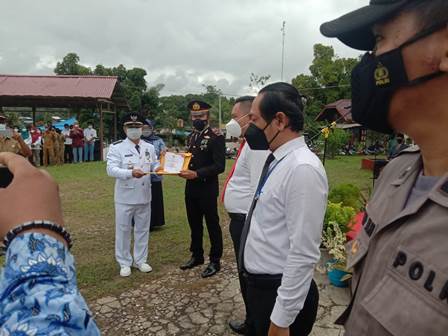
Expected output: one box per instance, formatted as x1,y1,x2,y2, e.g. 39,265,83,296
126,128,142,140
225,114,249,139
142,129,153,137
88,125,93,129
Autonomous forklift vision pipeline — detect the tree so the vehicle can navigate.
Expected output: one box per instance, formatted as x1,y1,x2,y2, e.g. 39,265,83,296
291,44,360,139
54,53,92,75
249,73,271,91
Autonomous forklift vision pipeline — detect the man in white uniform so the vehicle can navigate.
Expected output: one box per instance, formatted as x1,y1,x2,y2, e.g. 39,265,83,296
106,112,159,277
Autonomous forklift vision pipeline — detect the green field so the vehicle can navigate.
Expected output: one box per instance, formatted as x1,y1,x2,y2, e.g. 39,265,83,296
3,155,373,300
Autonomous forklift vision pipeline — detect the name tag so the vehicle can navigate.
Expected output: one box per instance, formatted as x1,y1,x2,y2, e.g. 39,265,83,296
124,154,133,157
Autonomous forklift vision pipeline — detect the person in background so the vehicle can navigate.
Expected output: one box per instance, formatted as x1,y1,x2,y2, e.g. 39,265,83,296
0,152,100,334
42,124,56,167
106,112,159,277
84,122,97,162
240,83,327,336
222,96,270,335
30,124,42,166
53,128,61,165
179,100,226,278
388,133,409,159
321,0,448,334
62,123,73,163
142,119,167,229
0,114,32,158
55,128,65,165
70,122,84,163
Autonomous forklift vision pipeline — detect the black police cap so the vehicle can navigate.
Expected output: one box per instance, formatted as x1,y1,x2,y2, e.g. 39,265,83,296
187,100,212,112
320,0,410,51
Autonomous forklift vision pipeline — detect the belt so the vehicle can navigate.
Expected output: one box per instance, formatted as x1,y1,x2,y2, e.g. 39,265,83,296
241,271,282,289
228,213,246,221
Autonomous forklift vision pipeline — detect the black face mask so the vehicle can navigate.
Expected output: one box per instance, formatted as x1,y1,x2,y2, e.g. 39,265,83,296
193,119,207,131
351,22,446,134
244,121,280,151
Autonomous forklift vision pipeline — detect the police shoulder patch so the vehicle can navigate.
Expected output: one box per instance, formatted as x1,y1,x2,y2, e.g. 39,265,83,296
112,140,123,145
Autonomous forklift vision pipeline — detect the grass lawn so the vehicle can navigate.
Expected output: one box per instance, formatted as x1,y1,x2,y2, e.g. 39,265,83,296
2,155,374,300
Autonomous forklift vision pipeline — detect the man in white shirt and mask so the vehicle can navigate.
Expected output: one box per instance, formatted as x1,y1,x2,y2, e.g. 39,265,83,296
106,112,159,277
83,122,97,162
240,82,328,336
222,96,270,335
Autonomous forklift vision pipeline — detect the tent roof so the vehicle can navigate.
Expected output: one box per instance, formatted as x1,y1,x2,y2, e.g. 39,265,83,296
0,75,128,109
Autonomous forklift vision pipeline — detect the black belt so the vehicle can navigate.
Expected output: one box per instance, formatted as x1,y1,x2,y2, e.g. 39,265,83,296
241,271,282,289
228,213,246,221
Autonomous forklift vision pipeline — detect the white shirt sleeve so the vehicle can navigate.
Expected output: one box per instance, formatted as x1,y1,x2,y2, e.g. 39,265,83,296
270,164,328,328
106,144,133,180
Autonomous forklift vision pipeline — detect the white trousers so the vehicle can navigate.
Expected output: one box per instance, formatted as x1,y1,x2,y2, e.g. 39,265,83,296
115,202,151,267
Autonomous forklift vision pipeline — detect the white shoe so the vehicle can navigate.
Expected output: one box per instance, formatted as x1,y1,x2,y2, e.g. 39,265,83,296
120,266,131,277
135,263,152,273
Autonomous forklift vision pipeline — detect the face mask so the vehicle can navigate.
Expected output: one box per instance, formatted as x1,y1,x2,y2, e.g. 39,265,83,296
244,121,280,151
351,23,447,134
88,125,93,129
142,129,153,137
126,128,142,140
193,119,207,131
225,114,249,139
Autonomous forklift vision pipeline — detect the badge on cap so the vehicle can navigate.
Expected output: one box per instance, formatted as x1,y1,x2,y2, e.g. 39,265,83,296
192,103,201,111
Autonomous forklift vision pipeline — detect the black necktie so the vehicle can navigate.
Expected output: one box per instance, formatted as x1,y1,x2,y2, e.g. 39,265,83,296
135,144,140,154
238,153,275,273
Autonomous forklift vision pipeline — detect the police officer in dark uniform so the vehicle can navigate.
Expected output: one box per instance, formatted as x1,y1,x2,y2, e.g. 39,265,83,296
179,100,226,278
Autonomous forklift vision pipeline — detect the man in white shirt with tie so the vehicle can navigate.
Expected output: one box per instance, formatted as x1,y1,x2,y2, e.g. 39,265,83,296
222,96,270,335
240,82,328,336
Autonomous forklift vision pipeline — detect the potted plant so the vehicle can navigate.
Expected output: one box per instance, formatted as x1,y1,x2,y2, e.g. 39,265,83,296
321,202,356,287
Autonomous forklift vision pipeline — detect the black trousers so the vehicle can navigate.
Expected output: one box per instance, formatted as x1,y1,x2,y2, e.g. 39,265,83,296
185,194,223,262
229,213,250,322
150,181,165,228
244,273,319,336
64,145,73,163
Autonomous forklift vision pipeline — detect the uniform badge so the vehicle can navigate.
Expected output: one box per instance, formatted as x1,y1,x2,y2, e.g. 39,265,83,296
351,240,359,255
192,102,201,111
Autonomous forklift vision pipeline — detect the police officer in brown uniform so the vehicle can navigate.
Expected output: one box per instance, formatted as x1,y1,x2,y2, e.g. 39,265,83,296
179,100,226,278
42,125,56,166
321,1,448,335
0,115,31,158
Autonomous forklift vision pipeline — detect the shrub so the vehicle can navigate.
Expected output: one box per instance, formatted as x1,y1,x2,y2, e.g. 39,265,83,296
324,201,356,234
328,183,362,211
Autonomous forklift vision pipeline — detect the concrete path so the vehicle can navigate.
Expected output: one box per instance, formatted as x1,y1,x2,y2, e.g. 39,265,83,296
91,251,349,336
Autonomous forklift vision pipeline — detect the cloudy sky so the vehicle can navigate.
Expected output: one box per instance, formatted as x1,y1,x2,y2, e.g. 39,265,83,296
0,0,363,96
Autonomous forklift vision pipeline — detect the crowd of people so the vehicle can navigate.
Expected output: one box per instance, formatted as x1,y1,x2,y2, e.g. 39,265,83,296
1,0,448,335
0,118,99,167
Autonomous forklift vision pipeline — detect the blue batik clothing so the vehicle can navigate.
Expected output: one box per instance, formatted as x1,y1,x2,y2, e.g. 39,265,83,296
0,232,100,335
142,136,166,182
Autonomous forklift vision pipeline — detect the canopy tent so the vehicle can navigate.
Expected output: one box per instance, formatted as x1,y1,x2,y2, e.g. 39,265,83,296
0,74,129,159
52,117,77,130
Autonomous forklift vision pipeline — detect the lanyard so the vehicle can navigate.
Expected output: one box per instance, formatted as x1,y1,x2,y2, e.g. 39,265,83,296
255,155,287,200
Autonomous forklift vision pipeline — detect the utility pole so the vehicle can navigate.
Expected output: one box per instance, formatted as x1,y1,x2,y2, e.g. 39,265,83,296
218,95,222,131
281,21,286,81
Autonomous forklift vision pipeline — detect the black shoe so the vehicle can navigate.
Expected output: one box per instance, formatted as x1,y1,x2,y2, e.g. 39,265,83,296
228,320,247,335
180,257,204,270
201,261,220,278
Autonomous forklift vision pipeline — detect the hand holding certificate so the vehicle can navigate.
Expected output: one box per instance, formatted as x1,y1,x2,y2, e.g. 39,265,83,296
156,152,192,175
